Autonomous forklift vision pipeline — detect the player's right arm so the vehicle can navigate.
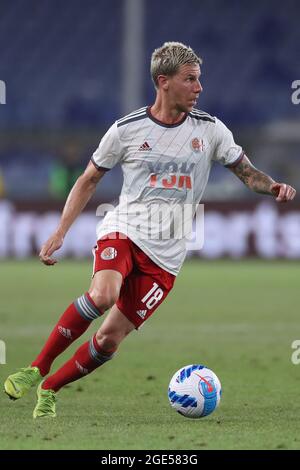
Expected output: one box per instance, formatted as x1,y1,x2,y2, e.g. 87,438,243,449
39,161,106,266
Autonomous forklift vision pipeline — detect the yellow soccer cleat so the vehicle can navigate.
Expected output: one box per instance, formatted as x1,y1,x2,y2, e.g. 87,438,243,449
33,382,57,419
4,367,42,400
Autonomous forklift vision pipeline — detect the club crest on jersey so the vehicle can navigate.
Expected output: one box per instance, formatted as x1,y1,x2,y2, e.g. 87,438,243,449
191,137,205,152
100,247,117,260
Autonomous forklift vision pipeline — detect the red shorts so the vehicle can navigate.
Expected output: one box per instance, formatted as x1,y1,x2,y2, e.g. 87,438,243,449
93,233,175,328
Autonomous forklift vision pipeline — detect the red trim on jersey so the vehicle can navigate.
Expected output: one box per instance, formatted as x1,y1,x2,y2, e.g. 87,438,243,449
225,151,245,168
90,157,110,172
147,106,188,128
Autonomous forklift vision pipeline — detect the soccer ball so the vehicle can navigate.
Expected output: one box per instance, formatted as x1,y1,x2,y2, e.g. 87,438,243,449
168,364,222,418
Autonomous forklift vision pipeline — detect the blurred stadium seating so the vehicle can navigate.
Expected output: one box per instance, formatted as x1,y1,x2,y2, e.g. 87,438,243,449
0,0,121,128
1,0,299,128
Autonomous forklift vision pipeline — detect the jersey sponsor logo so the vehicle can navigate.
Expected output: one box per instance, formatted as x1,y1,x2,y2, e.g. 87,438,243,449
58,326,72,339
136,309,148,319
191,137,205,152
148,161,195,190
138,141,152,151
147,162,195,174
150,174,192,189
100,247,117,260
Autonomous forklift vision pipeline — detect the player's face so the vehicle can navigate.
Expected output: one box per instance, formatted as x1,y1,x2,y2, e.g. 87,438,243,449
167,63,202,113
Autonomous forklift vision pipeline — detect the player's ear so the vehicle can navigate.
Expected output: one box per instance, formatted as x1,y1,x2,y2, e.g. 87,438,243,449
157,75,169,90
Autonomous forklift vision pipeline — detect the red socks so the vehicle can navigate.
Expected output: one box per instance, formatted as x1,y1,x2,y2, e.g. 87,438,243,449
42,334,116,392
31,293,102,376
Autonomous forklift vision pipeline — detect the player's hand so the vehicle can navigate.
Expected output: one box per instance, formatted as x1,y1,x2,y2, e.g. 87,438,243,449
39,232,64,266
270,182,296,203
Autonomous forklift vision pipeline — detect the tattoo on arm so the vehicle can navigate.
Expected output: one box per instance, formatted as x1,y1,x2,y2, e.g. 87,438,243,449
230,155,275,195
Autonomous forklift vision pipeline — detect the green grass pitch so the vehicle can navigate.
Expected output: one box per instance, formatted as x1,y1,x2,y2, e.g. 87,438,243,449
0,259,300,450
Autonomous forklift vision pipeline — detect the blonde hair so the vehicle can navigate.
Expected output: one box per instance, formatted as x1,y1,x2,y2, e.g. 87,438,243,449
151,41,202,88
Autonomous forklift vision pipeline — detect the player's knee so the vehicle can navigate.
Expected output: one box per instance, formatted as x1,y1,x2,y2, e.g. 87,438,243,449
89,286,119,312
95,331,120,353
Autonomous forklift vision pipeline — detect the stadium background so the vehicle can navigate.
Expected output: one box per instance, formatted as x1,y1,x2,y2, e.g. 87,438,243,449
0,0,300,451
0,0,300,260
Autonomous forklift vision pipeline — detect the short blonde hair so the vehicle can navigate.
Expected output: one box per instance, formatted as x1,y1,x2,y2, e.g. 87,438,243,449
151,41,202,88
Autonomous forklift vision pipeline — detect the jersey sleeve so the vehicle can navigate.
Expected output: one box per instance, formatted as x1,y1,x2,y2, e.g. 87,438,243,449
91,121,123,171
212,117,244,167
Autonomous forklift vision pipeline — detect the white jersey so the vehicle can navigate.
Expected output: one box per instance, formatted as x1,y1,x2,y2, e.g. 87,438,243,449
92,106,243,275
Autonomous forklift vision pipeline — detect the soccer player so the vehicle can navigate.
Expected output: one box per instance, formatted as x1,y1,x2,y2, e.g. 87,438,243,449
4,42,296,418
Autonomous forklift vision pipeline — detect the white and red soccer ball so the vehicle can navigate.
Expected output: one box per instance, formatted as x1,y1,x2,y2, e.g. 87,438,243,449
168,364,222,418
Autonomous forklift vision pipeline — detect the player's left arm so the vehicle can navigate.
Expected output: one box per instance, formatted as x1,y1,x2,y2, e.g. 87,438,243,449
229,153,296,203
